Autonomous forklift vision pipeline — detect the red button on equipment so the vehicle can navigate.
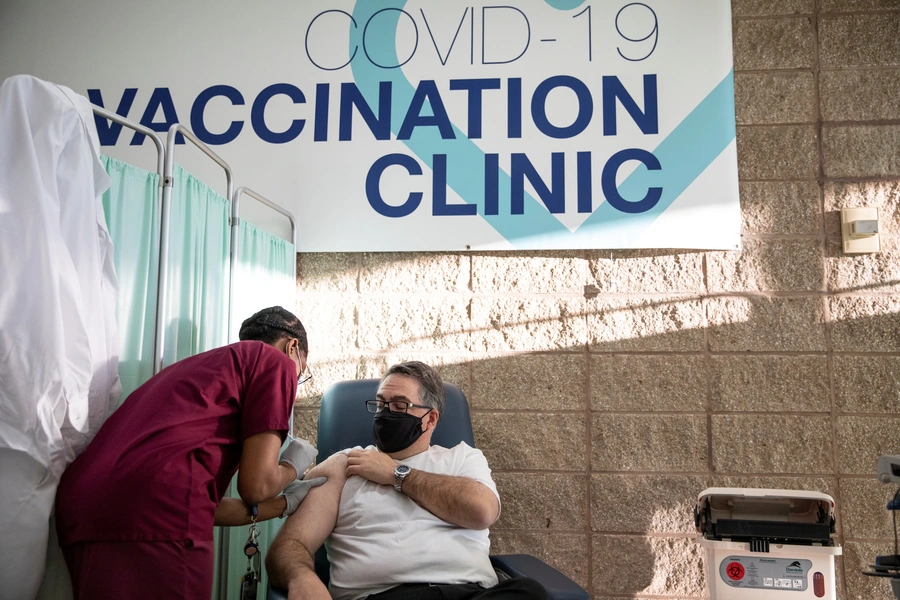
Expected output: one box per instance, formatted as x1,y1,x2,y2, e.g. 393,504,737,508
813,572,825,597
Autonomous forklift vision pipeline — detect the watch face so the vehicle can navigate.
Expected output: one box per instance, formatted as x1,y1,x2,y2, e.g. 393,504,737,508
396,465,410,475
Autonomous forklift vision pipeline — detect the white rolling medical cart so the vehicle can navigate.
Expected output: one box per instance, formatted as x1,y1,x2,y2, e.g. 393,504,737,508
695,488,842,599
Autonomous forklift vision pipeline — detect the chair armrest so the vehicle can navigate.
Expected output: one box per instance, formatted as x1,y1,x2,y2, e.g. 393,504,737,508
490,554,589,600
266,584,288,600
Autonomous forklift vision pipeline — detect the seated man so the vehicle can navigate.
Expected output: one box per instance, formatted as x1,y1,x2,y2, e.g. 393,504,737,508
267,361,548,600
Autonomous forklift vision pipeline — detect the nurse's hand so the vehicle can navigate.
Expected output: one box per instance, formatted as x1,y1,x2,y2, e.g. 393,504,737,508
281,477,327,518
279,438,318,479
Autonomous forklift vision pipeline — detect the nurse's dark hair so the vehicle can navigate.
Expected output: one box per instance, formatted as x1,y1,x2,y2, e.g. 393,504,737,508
382,361,445,416
239,306,308,352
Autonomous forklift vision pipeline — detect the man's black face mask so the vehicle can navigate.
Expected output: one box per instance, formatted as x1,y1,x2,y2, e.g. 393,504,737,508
372,411,427,453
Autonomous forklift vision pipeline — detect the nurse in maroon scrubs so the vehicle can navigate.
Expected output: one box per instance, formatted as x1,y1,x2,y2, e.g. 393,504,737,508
56,306,321,600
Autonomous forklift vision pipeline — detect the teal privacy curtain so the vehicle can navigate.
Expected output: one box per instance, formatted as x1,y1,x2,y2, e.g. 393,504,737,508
219,219,297,600
162,164,230,363
229,219,296,339
100,160,230,395
99,156,160,403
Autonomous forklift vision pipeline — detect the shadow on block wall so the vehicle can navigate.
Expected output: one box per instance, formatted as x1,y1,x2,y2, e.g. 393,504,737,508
289,248,900,600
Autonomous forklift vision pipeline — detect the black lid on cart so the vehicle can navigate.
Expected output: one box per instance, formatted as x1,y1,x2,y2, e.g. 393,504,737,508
695,488,837,547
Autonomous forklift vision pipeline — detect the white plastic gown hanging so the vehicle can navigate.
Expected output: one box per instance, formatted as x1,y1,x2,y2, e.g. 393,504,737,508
0,74,120,599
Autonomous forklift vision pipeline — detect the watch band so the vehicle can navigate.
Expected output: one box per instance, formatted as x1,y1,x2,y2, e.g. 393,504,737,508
393,465,410,492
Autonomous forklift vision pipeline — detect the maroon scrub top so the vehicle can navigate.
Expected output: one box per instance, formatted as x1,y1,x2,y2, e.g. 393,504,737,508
56,340,297,546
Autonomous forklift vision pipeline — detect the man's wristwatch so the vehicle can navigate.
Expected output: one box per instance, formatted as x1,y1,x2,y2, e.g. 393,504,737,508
393,465,411,492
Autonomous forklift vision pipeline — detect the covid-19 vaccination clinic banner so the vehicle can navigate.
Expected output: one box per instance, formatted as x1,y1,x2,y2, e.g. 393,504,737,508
0,0,740,251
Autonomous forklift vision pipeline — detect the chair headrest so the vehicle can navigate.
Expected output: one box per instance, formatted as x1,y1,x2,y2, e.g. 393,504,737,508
316,379,475,459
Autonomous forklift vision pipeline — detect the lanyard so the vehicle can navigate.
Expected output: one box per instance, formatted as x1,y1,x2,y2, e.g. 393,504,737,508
240,505,261,600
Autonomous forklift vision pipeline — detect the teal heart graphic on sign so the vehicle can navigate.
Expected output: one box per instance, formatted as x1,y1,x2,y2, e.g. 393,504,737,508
350,0,736,249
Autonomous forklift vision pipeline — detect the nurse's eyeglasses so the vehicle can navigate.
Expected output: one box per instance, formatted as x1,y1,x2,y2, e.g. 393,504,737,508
298,365,313,387
292,344,312,386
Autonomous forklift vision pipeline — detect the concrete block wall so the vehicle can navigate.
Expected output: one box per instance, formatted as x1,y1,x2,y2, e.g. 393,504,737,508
291,1,900,598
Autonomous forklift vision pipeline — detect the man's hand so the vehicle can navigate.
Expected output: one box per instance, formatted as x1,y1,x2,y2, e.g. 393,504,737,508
345,448,395,485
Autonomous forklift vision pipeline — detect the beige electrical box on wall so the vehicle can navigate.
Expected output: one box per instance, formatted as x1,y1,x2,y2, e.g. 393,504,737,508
841,207,881,254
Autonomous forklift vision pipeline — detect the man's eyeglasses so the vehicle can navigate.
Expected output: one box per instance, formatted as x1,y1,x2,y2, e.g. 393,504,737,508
298,365,313,387
366,399,432,415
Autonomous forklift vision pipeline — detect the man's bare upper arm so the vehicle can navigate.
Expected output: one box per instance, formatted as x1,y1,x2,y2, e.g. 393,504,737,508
274,452,348,557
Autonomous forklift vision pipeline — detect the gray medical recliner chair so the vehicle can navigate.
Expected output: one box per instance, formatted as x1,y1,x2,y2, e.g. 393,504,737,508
267,379,589,600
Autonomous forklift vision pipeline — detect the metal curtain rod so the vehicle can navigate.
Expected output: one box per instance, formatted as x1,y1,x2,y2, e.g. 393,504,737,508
232,186,297,247
90,105,165,181
90,104,167,376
